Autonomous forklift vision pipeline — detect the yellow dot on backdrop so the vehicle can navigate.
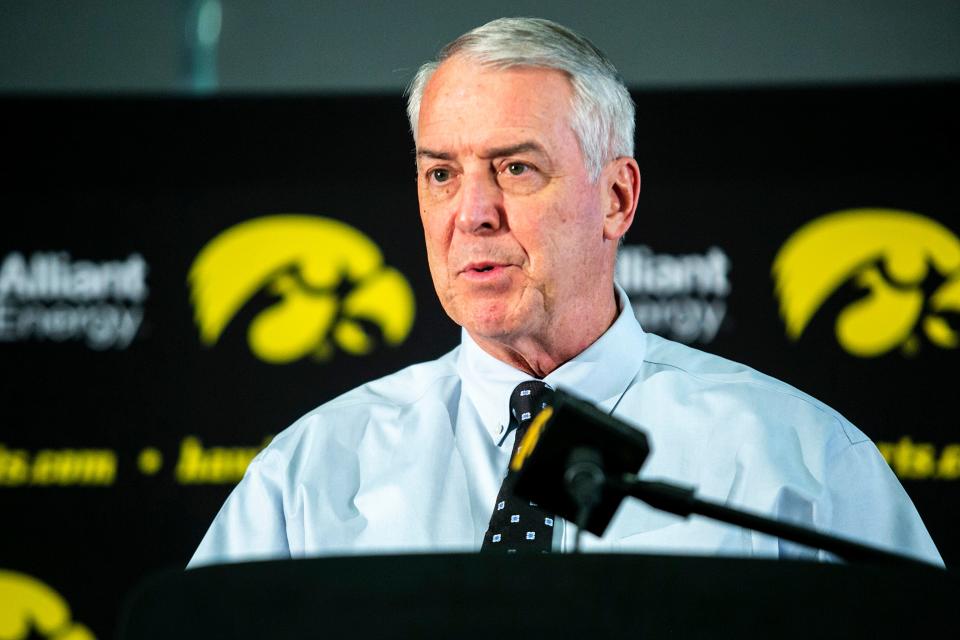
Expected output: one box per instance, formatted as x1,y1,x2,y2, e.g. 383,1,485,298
138,448,163,475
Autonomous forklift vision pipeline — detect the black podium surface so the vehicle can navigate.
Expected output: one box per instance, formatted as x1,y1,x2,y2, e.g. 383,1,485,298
120,554,954,639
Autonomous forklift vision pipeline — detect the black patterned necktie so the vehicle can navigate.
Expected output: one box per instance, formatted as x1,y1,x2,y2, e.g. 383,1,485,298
481,380,555,553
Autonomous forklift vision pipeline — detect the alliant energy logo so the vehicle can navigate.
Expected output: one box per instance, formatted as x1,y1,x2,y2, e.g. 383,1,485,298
616,244,731,344
0,252,147,350
189,214,416,364
773,209,960,357
0,570,95,639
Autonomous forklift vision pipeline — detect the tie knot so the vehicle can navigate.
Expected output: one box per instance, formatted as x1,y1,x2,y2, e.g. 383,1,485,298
509,380,553,427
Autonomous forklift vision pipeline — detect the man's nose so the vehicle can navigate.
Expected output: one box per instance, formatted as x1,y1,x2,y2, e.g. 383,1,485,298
455,172,503,234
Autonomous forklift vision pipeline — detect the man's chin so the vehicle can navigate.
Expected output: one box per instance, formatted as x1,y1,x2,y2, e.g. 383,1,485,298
459,309,529,343
443,292,538,341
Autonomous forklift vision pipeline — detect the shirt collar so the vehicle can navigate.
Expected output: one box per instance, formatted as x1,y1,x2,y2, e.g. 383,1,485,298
456,285,647,444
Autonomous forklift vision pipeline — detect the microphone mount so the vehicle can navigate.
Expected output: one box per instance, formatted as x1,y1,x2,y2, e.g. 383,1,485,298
563,447,605,552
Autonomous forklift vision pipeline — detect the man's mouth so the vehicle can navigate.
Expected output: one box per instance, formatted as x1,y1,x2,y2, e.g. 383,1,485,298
460,262,508,277
463,262,499,272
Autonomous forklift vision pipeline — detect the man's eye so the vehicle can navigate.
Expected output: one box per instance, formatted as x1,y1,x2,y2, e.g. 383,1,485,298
506,162,527,176
430,168,451,183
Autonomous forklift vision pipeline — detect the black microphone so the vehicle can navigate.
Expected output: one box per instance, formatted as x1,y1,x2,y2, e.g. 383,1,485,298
511,389,937,568
511,390,649,536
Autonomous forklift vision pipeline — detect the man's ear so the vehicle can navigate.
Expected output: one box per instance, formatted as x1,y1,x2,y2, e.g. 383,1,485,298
601,157,641,242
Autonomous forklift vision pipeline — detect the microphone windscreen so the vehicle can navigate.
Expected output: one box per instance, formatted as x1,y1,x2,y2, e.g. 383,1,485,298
512,389,651,536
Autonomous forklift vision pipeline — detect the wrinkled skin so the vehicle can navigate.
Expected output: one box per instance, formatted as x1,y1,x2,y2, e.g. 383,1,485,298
415,56,641,376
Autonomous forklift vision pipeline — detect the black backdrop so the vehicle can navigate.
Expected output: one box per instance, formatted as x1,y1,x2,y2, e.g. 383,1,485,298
1,84,957,638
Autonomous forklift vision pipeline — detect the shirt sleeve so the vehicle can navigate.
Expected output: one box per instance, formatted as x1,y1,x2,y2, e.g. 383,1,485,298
186,448,291,568
823,439,943,566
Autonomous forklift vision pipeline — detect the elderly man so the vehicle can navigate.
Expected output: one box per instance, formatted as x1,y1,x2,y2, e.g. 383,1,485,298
189,17,941,567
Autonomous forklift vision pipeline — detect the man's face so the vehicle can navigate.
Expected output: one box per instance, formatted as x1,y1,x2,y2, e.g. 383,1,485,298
416,57,619,347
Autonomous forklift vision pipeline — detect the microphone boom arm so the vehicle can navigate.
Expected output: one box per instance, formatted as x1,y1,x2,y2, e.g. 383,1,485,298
608,475,930,568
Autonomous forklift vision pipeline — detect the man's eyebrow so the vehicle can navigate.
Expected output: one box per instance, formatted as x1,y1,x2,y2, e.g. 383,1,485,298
416,142,546,162
416,148,452,160
482,142,545,158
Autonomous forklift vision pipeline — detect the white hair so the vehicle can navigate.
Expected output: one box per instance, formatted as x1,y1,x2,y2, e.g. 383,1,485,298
406,17,635,181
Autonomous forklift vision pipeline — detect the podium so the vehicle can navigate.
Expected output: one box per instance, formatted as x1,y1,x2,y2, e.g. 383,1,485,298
119,554,955,639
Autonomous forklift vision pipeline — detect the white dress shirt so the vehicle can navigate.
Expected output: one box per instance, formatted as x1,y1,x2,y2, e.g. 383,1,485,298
188,288,942,568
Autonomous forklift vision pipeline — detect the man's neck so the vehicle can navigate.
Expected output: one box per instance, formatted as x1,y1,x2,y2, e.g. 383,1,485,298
467,291,621,378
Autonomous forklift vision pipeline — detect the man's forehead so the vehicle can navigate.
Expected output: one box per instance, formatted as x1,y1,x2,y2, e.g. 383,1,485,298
428,60,566,109
416,59,576,157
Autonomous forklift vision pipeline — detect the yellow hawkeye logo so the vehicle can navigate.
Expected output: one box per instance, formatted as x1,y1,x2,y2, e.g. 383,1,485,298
189,215,415,363
0,570,94,639
773,209,960,357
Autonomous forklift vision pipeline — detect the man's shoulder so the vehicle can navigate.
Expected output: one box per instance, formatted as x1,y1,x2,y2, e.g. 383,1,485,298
322,348,462,412
638,333,866,445
267,347,462,451
642,333,789,385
